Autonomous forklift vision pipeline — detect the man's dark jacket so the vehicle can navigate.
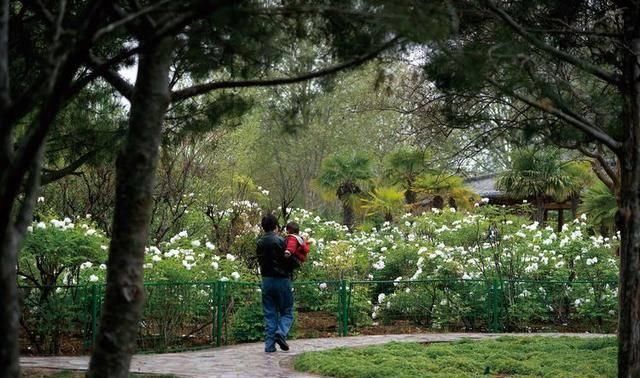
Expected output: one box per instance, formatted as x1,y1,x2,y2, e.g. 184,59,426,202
256,231,290,278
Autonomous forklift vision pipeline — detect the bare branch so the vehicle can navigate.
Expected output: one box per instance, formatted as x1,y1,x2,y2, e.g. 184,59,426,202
589,158,616,193
171,37,400,102
485,1,620,86
93,0,172,42
578,144,620,190
52,0,67,47
487,78,622,152
526,28,622,39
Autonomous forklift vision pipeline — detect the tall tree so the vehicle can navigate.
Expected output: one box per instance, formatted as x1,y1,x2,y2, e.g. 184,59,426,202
88,34,175,377
0,2,119,374
1,1,452,375
85,2,407,375
418,1,640,374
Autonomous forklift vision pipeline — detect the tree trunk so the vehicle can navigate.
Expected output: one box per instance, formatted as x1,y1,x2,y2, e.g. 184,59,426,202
533,196,545,224
87,36,174,378
341,197,355,231
617,9,640,377
0,224,19,377
557,209,564,233
404,188,416,204
0,0,14,370
570,195,579,219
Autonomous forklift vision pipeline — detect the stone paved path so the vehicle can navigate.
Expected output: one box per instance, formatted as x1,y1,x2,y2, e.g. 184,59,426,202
21,333,612,377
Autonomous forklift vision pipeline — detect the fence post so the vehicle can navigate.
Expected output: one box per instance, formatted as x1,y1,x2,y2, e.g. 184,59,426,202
339,280,348,337
91,284,99,346
216,280,225,347
210,283,216,344
489,279,499,333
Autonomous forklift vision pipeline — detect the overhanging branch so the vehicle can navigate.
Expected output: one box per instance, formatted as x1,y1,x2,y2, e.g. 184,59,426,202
487,78,622,153
171,37,400,102
87,53,135,100
41,149,98,185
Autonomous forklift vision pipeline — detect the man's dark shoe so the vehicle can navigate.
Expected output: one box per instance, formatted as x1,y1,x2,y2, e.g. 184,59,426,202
275,334,289,351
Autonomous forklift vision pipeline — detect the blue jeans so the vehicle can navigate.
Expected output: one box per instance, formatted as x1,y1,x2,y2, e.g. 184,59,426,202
261,277,294,352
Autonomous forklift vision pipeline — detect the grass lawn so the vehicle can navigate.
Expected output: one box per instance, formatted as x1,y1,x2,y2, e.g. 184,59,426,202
293,336,616,377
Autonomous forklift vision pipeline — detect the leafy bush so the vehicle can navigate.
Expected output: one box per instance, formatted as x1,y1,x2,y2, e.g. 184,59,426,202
229,300,264,343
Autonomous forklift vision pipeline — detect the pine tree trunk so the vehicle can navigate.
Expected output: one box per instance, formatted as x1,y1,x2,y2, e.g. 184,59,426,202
0,223,19,377
87,36,174,377
617,9,640,376
0,0,16,373
617,131,640,378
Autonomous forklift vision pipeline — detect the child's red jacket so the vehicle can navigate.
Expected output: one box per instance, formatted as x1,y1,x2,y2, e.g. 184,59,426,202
285,234,310,262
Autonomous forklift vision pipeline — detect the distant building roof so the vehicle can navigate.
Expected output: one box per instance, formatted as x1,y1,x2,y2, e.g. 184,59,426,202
464,173,504,198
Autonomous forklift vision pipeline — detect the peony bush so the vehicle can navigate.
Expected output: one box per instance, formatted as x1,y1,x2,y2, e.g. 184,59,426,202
19,199,620,349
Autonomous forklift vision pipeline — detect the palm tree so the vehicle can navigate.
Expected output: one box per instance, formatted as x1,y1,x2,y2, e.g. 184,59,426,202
580,180,617,235
316,153,373,229
497,148,590,223
414,173,479,209
384,148,429,204
361,186,406,222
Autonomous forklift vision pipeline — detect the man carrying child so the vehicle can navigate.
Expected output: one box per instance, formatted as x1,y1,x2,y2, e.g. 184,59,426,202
256,214,293,353
256,217,311,353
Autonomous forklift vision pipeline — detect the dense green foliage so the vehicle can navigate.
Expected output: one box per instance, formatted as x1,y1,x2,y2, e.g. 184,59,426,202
580,181,617,234
294,337,617,378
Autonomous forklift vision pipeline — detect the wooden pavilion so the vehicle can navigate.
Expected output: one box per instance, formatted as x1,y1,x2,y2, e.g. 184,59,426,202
464,174,578,231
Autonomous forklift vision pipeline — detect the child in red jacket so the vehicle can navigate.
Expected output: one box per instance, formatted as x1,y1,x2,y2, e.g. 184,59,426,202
283,222,310,269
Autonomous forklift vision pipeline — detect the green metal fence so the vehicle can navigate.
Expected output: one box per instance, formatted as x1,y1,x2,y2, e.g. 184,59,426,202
18,279,617,355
